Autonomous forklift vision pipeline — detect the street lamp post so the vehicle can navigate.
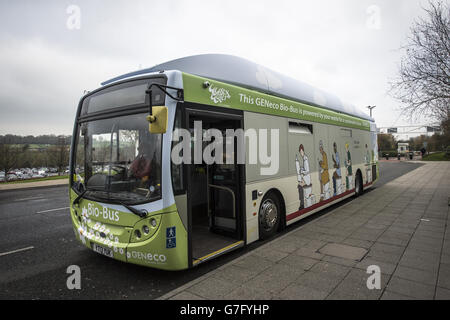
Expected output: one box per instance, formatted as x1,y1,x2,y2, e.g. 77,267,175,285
367,105,376,117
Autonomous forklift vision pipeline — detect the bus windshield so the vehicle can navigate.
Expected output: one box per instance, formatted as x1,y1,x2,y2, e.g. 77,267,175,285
73,113,162,204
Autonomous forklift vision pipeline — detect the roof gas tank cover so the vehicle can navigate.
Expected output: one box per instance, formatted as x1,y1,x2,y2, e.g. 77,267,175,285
102,54,373,122
255,65,283,90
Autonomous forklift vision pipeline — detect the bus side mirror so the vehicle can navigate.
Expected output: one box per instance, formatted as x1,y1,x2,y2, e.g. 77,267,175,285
147,106,168,134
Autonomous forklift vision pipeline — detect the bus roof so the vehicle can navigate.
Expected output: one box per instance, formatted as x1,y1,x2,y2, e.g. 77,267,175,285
102,54,373,122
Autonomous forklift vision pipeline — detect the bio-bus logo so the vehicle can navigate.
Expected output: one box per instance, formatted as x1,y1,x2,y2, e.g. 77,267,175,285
83,203,120,222
208,84,231,104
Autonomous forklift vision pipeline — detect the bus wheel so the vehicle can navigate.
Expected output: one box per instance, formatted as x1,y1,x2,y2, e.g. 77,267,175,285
355,172,363,197
258,192,281,240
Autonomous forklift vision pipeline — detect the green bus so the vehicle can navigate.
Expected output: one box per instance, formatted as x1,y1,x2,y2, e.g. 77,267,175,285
69,54,379,270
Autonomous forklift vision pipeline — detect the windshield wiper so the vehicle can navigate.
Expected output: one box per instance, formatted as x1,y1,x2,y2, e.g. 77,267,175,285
120,202,147,218
73,187,147,218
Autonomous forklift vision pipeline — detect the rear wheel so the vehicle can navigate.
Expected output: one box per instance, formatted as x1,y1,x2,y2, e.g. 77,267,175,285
355,171,363,197
258,192,281,240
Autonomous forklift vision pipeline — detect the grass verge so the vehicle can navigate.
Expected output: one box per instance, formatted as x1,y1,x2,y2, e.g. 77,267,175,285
1,175,69,184
422,152,450,161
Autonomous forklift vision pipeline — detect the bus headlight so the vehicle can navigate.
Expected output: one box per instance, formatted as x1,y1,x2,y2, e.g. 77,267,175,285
134,230,141,239
130,214,161,243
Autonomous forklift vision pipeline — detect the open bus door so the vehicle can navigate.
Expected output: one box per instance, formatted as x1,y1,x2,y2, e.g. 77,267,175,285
185,107,245,266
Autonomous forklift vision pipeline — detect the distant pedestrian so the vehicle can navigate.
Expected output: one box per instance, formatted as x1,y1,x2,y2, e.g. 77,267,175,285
420,148,426,157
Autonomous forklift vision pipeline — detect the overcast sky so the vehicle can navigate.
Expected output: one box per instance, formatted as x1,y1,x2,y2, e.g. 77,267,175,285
0,0,434,136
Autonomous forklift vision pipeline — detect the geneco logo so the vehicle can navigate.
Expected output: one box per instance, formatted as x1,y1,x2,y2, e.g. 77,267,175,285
127,251,167,264
209,84,231,104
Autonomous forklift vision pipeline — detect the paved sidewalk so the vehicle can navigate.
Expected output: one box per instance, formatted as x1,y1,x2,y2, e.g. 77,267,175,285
0,178,68,191
160,162,450,300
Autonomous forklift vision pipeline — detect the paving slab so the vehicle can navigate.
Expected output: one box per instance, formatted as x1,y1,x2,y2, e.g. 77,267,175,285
341,238,374,249
355,257,397,275
318,243,368,261
213,264,260,285
393,265,437,286
321,255,359,267
326,269,387,300
233,254,274,273
169,291,205,300
380,290,417,300
186,276,237,300
294,247,325,260
386,277,435,300
253,247,290,263
223,286,273,300
437,263,450,290
366,249,404,264
435,287,450,300
309,261,352,280
277,283,329,300
244,263,305,294
279,254,320,271
295,271,342,293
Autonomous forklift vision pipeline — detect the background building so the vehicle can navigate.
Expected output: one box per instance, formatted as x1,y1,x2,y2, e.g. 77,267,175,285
378,124,441,141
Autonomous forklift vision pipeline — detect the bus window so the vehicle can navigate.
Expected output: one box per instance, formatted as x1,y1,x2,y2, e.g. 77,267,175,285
73,113,162,204
340,128,352,137
289,122,313,134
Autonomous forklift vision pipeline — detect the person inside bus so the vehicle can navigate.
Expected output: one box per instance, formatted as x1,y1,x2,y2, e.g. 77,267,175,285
130,140,152,185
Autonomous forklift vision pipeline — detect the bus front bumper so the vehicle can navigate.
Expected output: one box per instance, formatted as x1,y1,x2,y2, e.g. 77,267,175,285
70,207,189,271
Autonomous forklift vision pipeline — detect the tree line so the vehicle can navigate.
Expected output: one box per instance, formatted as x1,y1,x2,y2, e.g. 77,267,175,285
378,129,449,156
0,134,72,146
0,135,70,180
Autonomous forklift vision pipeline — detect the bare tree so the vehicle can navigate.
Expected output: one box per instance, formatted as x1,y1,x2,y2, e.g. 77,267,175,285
390,1,450,123
0,144,28,181
47,136,70,175
377,133,397,151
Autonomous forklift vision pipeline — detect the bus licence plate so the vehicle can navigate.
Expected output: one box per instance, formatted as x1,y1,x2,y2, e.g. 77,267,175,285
92,244,113,258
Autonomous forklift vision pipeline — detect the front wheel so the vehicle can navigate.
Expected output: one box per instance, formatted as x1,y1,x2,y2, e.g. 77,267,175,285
258,192,281,240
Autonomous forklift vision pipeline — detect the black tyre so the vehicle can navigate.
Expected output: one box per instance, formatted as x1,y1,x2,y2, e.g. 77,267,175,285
258,192,281,240
355,171,364,197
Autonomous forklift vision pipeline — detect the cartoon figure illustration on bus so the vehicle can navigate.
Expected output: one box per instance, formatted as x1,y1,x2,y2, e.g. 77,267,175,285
318,140,332,201
365,144,372,184
331,142,344,196
296,144,315,210
345,143,353,190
